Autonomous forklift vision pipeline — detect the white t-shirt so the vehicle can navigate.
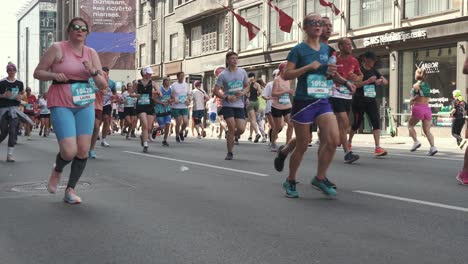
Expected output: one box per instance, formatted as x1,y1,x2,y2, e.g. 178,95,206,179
262,81,273,113
172,82,190,109
207,97,217,113
38,98,50,114
192,88,207,111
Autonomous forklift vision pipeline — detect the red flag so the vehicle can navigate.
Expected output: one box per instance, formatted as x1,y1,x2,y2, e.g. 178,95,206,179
267,1,294,33
319,0,341,16
223,5,260,41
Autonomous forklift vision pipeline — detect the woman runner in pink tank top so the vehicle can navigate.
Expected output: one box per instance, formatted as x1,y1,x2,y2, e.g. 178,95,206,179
34,17,108,204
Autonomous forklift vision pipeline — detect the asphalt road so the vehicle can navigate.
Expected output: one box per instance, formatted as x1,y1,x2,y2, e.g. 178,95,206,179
0,132,467,264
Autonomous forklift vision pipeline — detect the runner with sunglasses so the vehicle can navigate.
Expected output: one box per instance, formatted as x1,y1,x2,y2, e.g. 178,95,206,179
34,17,108,204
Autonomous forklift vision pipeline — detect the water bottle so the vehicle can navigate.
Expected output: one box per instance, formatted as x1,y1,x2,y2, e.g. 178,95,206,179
326,52,337,79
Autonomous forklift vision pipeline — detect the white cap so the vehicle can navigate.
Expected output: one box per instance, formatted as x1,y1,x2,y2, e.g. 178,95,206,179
272,69,280,76
142,67,154,75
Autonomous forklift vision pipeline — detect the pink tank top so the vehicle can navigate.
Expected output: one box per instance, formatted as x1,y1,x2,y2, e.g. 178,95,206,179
47,41,94,108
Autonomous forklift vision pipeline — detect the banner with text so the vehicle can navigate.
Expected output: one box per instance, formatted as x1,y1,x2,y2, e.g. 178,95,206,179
80,0,136,70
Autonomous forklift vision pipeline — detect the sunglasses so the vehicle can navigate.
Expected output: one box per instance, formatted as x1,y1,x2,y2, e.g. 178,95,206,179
71,24,88,32
304,20,325,27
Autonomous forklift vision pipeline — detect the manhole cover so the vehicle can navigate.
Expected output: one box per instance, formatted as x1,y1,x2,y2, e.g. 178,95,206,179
9,181,91,193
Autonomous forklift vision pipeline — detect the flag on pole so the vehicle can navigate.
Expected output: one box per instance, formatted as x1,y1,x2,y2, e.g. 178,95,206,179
222,5,260,41
267,1,294,33
319,0,341,16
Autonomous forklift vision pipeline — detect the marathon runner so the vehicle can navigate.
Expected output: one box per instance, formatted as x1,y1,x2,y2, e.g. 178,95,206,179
171,72,191,143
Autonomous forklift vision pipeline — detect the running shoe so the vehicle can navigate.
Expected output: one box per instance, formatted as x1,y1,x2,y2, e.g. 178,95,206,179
179,132,185,142
39,129,43,136
274,145,286,172
140,135,144,147
248,136,252,141
184,129,189,138
457,138,462,146
27,136,31,141
344,151,360,164
225,152,233,160
374,147,388,156
197,135,202,139
311,177,337,190
131,131,137,138
6,154,15,162
410,141,421,152
152,129,158,139
162,141,169,147
101,140,110,147
461,140,467,149
126,133,130,140
254,134,261,143
261,137,267,143
282,180,299,198
270,143,278,152
311,177,337,196
47,170,61,194
456,171,468,185
202,130,206,138
143,146,148,153
88,150,97,159
428,146,438,156
176,136,181,143
234,136,239,145
63,187,82,204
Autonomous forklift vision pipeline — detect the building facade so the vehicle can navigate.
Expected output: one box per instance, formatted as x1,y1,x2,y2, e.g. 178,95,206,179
136,0,468,136
17,0,57,94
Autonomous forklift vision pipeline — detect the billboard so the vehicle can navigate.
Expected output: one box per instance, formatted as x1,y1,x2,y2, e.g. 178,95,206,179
80,0,136,70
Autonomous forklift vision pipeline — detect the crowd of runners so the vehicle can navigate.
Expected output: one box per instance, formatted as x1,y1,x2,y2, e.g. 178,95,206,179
1,15,468,204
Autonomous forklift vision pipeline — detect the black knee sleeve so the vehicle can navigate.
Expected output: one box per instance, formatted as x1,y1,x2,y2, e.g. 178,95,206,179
54,153,72,173
67,157,88,189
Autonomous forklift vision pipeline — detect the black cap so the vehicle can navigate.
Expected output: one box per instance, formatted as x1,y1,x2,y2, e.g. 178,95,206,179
248,72,255,78
362,51,377,61
102,66,110,72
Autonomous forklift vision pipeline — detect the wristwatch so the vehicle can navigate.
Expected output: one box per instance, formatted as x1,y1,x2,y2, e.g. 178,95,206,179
91,70,100,77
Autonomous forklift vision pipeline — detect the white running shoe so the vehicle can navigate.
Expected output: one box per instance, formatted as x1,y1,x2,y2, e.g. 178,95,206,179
410,141,421,152
428,146,438,156
101,140,110,147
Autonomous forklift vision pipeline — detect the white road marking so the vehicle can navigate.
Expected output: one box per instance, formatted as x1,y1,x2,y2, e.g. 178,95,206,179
354,190,468,213
356,149,463,161
124,151,269,177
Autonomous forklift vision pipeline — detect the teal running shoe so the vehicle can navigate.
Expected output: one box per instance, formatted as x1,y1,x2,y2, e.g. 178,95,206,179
282,180,299,198
88,150,97,159
311,177,337,196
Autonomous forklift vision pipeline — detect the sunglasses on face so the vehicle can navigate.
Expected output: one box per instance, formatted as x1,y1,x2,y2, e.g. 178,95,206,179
71,24,88,32
304,20,324,27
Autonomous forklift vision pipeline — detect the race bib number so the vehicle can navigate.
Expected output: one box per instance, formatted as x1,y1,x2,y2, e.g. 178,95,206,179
363,84,376,98
338,85,351,95
8,87,19,100
25,104,33,111
161,95,171,103
138,94,150,105
279,93,290,105
71,81,96,106
307,74,332,99
227,80,243,96
178,95,187,104
125,97,136,107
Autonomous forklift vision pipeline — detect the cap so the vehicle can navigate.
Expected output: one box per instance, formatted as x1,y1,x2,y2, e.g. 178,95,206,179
272,69,280,77
453,90,462,97
194,80,201,87
142,67,154,75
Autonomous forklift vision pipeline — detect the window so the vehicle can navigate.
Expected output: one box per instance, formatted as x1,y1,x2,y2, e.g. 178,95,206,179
405,0,461,18
305,0,340,32
269,0,297,45
191,26,202,56
170,33,178,60
168,0,174,13
151,0,157,20
152,40,158,64
139,44,146,67
218,16,225,51
138,0,146,26
399,47,457,127
349,0,392,29
240,5,263,51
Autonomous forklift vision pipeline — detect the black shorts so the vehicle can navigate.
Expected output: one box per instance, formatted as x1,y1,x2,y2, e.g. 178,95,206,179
25,112,35,117
136,105,155,115
124,107,137,116
39,114,50,119
112,109,118,119
118,111,126,120
351,97,380,131
103,104,112,116
271,107,292,118
217,106,224,116
329,97,351,113
222,107,245,119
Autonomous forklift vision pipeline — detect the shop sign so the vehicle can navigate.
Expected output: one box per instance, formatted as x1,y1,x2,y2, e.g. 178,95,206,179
416,61,439,74
363,30,427,47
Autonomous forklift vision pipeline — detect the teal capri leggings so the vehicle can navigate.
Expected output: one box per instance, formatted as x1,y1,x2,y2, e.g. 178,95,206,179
50,105,95,141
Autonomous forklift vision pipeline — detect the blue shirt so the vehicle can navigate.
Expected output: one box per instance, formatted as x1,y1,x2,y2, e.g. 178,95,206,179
286,42,334,100
155,86,172,114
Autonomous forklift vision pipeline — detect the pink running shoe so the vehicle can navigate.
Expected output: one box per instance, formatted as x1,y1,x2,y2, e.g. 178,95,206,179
47,169,61,194
63,187,82,204
456,171,468,185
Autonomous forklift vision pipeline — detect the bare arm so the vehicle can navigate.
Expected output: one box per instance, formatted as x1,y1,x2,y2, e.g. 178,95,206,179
283,61,320,81
271,79,288,97
33,43,64,82
87,49,107,90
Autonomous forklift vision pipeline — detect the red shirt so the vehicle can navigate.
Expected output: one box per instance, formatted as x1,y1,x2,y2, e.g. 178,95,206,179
24,94,37,113
336,55,362,81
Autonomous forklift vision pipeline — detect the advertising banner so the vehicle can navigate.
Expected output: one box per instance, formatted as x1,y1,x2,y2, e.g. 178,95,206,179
80,0,136,70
